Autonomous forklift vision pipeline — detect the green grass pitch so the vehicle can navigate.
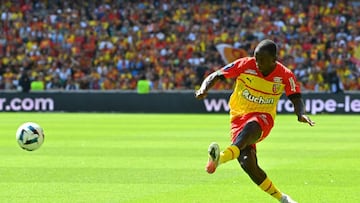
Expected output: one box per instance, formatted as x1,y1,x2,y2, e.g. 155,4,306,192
0,113,359,203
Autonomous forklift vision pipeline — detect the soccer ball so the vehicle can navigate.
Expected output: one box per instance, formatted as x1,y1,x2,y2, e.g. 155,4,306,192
16,122,45,151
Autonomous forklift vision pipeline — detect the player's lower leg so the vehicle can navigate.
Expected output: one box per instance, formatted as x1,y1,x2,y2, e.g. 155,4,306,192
258,177,297,202
219,145,240,164
258,176,283,201
238,147,293,202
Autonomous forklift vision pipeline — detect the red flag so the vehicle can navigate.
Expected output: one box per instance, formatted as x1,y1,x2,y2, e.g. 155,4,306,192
216,44,247,64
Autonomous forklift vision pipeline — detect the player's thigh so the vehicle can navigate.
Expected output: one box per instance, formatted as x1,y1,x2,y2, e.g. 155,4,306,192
231,113,273,146
233,121,262,149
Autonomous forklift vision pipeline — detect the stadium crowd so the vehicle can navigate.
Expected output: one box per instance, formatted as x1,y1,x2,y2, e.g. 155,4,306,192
0,0,359,93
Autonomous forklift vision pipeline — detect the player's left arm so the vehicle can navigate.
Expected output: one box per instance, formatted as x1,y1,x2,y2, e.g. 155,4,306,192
283,67,315,126
288,93,315,126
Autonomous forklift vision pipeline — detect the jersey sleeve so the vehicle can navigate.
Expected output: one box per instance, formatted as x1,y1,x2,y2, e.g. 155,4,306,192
218,57,249,78
283,69,301,96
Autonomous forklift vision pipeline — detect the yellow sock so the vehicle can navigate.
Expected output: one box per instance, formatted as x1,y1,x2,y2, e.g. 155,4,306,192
219,145,240,164
259,177,283,200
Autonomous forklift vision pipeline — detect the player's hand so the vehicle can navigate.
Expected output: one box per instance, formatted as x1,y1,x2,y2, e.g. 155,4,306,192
298,115,315,126
195,89,208,100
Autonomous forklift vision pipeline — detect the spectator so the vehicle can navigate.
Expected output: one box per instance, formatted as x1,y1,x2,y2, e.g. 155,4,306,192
136,74,152,94
325,63,344,93
31,74,45,91
18,69,32,93
65,77,80,91
46,74,63,90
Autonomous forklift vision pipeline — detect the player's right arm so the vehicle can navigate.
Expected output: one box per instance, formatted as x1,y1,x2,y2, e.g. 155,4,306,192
195,59,247,99
195,70,225,100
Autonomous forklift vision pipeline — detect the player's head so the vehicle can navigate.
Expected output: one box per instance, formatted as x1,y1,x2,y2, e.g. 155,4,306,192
254,39,277,76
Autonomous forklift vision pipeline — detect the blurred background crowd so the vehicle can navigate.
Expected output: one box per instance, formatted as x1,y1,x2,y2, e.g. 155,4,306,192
1,0,359,93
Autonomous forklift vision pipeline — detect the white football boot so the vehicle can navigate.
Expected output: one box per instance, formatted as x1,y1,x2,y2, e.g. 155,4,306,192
280,194,297,203
205,142,220,174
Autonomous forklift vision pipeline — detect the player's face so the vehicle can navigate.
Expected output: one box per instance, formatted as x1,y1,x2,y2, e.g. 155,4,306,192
254,49,276,76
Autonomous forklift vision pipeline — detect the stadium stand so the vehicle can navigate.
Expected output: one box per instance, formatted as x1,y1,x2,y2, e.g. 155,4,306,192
0,0,359,92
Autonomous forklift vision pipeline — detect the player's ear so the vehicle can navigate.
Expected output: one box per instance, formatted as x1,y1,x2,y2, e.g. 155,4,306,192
272,55,277,63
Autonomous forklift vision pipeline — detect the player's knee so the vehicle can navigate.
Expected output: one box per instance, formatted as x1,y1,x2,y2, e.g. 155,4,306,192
238,151,252,173
239,156,249,173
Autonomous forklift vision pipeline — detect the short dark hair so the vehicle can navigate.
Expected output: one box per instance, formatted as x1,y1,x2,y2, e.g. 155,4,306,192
255,39,277,57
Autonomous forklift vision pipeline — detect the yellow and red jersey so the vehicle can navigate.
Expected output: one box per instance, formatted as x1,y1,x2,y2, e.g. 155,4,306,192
219,57,300,121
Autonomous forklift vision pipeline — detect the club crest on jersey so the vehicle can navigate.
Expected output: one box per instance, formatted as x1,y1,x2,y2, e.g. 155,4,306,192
272,84,281,93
